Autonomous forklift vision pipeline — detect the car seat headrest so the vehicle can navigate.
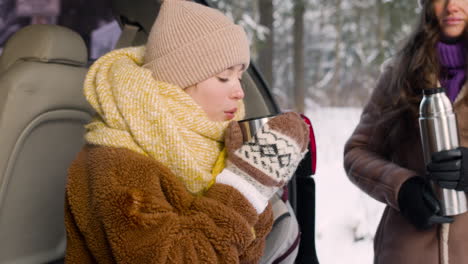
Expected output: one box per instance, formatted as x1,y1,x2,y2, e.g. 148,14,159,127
0,24,88,72
111,0,162,46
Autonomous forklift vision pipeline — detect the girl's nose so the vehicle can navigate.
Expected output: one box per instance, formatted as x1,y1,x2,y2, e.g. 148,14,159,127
231,83,245,100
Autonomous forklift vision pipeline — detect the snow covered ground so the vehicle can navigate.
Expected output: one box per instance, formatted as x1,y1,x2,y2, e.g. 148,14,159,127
305,106,385,264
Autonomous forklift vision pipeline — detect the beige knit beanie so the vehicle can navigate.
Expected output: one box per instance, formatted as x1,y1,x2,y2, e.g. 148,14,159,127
143,0,250,89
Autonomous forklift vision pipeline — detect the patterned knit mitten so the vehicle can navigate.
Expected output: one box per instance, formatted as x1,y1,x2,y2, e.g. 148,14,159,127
216,112,309,213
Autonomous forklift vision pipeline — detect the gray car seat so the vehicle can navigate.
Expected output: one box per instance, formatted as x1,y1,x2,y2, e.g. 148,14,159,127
0,24,93,264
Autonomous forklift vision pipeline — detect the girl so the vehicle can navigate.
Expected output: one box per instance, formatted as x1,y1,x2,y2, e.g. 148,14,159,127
344,0,468,263
64,0,309,263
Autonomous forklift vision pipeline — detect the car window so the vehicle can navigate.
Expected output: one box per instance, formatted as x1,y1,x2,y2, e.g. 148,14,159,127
0,0,118,60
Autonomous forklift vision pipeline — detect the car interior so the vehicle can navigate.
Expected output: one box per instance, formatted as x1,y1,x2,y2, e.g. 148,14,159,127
0,0,318,263
0,24,93,263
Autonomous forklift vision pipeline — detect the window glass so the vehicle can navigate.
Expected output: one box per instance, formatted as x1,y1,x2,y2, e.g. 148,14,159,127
0,0,119,60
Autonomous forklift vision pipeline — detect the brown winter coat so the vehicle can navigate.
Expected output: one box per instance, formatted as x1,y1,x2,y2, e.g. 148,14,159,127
344,66,468,264
64,145,273,263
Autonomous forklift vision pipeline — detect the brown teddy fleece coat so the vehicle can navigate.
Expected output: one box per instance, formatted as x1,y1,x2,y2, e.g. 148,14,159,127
65,145,273,263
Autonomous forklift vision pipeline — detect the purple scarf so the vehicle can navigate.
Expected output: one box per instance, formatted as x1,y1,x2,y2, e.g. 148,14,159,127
437,41,467,102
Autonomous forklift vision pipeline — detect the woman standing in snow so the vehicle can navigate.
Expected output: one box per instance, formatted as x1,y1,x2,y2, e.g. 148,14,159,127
344,0,468,263
64,0,309,263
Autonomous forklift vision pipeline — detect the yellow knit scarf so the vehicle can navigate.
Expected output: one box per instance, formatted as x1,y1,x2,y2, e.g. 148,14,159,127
83,46,245,194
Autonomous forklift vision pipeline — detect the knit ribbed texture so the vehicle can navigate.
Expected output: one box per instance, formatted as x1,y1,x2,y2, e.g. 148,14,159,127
216,169,269,214
143,0,250,89
437,41,467,102
83,46,245,194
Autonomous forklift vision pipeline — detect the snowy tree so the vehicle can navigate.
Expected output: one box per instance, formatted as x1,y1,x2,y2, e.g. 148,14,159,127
258,0,274,87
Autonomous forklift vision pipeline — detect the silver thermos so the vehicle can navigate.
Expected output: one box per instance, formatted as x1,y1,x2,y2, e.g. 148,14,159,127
419,87,468,216
238,114,278,142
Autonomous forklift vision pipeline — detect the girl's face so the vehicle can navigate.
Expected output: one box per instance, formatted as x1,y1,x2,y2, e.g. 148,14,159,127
434,0,468,40
185,64,245,122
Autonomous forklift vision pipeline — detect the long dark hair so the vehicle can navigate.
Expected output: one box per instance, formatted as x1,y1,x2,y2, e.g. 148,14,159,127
374,0,441,153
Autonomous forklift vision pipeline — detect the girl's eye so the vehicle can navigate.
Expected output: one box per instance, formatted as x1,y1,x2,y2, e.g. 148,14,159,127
217,77,229,82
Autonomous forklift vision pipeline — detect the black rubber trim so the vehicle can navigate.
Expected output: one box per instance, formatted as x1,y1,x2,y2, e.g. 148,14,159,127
423,87,445,95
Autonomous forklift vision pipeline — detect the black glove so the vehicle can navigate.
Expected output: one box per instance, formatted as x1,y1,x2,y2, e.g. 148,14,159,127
427,147,468,191
398,177,453,230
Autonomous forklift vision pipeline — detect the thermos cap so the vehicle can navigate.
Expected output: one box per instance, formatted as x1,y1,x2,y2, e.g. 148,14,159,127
423,87,445,96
